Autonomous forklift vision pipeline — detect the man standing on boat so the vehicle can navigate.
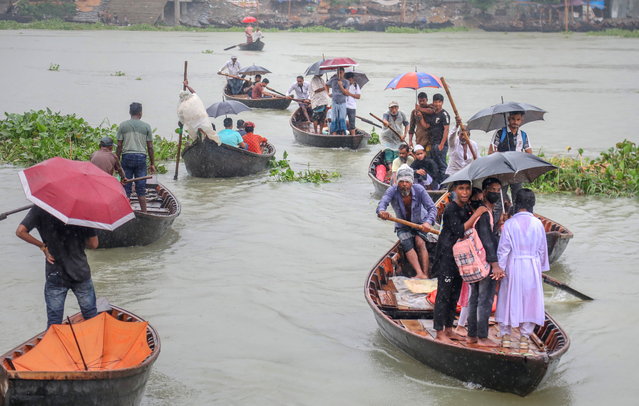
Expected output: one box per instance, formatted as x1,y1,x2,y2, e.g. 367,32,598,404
425,93,450,183
488,111,532,201
376,165,437,279
344,71,361,136
409,92,434,151
218,56,243,95
309,73,331,134
326,67,349,135
116,102,155,213
381,101,409,171
287,75,311,122
16,207,99,328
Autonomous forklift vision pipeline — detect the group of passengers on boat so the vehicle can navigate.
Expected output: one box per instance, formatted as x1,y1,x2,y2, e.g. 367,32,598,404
376,105,545,351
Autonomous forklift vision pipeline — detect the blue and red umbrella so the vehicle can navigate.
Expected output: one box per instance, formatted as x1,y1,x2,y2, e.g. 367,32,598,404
385,72,442,90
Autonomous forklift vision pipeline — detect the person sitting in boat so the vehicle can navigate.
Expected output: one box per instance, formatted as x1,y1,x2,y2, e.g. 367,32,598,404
252,27,264,43
245,25,254,43
287,75,312,122
309,74,330,134
410,144,438,190
16,206,99,328
242,122,268,154
465,177,505,348
218,56,243,95
381,101,409,174
431,180,488,343
90,136,127,182
244,74,261,95
251,78,276,99
493,188,549,351
376,165,437,280
390,143,414,184
236,119,246,136
218,117,248,149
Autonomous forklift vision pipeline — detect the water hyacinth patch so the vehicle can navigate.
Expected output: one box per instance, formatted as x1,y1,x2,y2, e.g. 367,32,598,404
269,151,340,184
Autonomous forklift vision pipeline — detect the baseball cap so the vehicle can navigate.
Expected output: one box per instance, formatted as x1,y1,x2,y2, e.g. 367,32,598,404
388,101,399,108
244,121,255,128
100,137,114,147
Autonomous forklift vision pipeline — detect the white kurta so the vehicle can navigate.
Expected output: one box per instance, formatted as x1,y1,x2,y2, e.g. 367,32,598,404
495,211,549,327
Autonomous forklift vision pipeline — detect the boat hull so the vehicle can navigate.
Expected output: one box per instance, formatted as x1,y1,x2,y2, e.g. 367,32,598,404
238,39,264,51
182,137,275,178
0,306,160,406
223,90,291,110
96,183,180,248
290,115,368,149
365,242,569,396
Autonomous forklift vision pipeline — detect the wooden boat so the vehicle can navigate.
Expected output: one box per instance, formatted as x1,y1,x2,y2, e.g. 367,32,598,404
223,88,292,110
182,136,275,178
290,110,369,150
365,242,570,396
368,149,446,202
238,39,265,51
434,192,573,264
96,182,180,248
0,305,160,406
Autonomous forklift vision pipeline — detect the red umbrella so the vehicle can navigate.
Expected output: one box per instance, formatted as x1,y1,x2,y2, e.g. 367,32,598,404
319,57,358,71
18,157,134,231
242,16,257,23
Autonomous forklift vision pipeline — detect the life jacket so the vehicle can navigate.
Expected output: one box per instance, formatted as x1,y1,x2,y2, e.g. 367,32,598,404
498,127,527,152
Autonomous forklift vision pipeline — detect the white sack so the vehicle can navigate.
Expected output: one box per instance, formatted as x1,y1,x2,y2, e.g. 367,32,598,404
177,91,220,145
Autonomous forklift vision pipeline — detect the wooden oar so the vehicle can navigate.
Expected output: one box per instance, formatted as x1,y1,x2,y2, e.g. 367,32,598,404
218,72,287,97
356,115,382,129
542,274,593,301
0,204,34,221
440,76,477,160
370,112,404,142
223,44,238,51
174,60,187,180
384,215,440,235
123,175,152,184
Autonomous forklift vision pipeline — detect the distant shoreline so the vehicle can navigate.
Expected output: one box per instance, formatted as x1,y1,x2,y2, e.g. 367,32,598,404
0,20,637,37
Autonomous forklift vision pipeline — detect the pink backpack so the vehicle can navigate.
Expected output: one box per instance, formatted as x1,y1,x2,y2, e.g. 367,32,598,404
452,211,493,283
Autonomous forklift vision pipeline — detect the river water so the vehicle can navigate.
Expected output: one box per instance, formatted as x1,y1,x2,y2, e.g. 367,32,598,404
0,30,638,405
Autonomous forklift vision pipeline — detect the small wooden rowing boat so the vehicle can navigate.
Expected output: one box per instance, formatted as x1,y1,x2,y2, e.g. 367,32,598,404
368,149,446,202
434,192,573,264
365,242,570,396
0,305,160,406
182,136,275,178
223,88,292,110
238,39,265,51
290,110,369,149
96,182,180,248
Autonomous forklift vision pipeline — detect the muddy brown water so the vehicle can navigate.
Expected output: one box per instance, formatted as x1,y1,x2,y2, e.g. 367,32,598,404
0,30,638,404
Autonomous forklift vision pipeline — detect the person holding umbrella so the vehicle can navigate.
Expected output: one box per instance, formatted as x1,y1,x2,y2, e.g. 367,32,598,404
16,208,99,328
326,67,349,135
488,111,532,201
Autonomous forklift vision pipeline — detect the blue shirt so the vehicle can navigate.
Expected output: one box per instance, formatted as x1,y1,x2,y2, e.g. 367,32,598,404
218,129,243,147
376,184,437,229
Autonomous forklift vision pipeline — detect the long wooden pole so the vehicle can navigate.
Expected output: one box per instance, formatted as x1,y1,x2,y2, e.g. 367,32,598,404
0,204,34,221
370,112,404,142
440,77,477,160
385,216,440,235
174,61,187,180
542,274,593,301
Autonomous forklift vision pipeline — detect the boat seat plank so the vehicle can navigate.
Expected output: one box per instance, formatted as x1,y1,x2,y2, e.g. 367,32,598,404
378,290,397,307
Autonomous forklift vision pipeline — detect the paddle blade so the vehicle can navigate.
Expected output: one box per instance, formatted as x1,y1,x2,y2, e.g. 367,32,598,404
224,45,238,51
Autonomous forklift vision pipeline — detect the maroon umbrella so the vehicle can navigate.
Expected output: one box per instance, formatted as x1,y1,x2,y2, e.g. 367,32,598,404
319,57,358,71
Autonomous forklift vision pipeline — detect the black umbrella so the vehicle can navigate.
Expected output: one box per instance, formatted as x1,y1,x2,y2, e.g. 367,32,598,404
466,102,546,132
304,60,324,76
206,100,251,118
328,72,369,88
442,151,556,186
238,65,271,76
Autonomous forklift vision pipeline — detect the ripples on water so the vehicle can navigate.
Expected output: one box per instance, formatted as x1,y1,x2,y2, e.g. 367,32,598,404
0,31,638,404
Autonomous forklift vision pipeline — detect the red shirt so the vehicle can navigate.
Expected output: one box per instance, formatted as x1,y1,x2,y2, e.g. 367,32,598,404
243,132,268,154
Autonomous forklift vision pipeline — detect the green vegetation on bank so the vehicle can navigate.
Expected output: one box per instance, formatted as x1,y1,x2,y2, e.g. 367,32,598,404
0,19,467,34
587,29,639,38
13,0,75,20
531,140,639,197
269,152,341,183
0,109,177,173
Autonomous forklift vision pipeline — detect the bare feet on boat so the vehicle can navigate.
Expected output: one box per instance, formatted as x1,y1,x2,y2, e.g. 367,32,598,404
444,327,465,341
435,330,453,343
478,338,499,347
466,336,478,344
413,272,428,279
454,325,467,337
